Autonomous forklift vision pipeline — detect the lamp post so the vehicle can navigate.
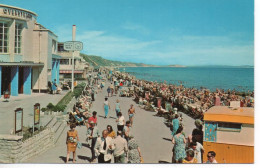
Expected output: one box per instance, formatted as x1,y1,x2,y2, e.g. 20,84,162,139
71,25,76,92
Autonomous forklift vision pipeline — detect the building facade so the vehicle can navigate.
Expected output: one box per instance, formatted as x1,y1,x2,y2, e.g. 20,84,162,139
0,4,60,96
58,42,88,80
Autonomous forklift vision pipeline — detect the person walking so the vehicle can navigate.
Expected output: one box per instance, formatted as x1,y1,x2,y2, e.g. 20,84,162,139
95,130,115,163
128,136,142,163
107,125,116,139
114,99,121,117
116,112,125,132
86,121,99,162
66,123,79,163
123,120,132,142
189,141,204,163
110,83,114,96
113,131,128,163
182,149,198,163
107,86,111,97
128,104,136,126
87,111,98,128
103,97,110,118
52,79,57,94
172,125,186,163
172,114,179,136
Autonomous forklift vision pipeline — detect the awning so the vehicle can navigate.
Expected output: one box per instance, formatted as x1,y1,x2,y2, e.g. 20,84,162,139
60,70,84,74
52,54,62,59
0,62,44,67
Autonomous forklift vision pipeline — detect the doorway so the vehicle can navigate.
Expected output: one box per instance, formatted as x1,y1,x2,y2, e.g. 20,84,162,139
19,67,24,94
1,67,11,95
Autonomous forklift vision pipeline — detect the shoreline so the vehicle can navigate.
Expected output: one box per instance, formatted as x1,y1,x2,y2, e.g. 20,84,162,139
116,67,254,93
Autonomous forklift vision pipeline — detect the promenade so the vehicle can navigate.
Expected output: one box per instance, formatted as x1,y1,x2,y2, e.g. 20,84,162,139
0,91,69,134
26,81,195,163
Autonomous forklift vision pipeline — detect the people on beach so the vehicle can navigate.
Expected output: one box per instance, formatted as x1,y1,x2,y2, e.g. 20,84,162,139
116,112,125,132
113,131,128,163
103,97,110,118
172,125,186,163
66,123,79,163
95,130,115,163
128,104,136,125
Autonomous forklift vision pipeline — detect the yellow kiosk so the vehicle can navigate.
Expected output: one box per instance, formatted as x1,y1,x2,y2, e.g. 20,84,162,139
203,106,254,163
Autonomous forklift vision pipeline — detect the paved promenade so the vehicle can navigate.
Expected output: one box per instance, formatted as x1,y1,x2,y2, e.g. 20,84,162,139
26,81,195,163
0,91,69,134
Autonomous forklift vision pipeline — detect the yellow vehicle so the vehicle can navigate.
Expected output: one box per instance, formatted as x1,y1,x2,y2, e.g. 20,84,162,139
203,106,254,163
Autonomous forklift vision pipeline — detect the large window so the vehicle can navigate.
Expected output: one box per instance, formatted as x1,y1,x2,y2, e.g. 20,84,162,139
0,22,9,53
15,24,23,54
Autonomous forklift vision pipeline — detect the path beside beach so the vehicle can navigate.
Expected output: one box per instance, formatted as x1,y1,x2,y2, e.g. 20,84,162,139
27,81,195,163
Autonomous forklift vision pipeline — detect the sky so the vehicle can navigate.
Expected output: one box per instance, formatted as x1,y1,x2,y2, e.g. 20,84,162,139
1,0,254,66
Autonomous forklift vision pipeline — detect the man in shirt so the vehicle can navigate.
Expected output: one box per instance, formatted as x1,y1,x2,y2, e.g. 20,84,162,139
113,131,128,163
86,121,99,162
189,142,204,163
87,111,97,128
95,130,115,163
123,121,132,142
205,151,218,163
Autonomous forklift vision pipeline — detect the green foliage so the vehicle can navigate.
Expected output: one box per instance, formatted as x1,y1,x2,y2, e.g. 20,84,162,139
41,107,46,112
73,82,86,99
46,103,55,111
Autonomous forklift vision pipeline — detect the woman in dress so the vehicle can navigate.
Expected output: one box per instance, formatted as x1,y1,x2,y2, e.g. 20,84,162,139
115,99,121,117
103,97,110,118
128,137,142,163
172,125,186,163
66,123,79,163
116,112,125,132
107,125,116,139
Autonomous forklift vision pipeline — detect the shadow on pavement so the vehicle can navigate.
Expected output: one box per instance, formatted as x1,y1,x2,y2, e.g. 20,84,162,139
162,137,172,142
59,156,68,163
82,143,91,149
98,115,106,118
109,116,117,119
78,155,92,162
158,160,171,163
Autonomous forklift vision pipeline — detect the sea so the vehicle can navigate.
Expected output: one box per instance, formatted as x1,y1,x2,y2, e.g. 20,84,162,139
118,67,254,92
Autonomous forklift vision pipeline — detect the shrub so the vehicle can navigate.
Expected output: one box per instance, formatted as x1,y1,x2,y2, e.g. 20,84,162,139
46,103,55,111
41,107,46,112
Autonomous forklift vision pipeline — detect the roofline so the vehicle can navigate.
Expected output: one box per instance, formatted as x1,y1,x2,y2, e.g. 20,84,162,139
0,4,38,17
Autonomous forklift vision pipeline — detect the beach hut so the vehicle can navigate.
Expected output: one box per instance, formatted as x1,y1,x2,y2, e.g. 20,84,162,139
203,106,254,163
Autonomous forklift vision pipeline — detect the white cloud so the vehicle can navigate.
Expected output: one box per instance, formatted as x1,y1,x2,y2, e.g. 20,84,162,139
53,25,254,66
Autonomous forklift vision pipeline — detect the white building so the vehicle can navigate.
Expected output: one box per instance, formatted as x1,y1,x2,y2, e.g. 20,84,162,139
0,4,61,96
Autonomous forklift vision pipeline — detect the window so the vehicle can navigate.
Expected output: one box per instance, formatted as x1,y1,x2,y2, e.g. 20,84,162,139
15,23,23,54
60,59,69,65
217,122,241,132
0,22,9,53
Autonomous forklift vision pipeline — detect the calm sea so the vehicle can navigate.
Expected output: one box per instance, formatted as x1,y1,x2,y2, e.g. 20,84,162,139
119,67,254,92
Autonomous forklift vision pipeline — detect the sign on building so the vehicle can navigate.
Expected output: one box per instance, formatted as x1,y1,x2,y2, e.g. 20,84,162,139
64,41,83,51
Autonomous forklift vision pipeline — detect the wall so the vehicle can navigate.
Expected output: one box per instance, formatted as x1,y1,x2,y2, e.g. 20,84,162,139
203,141,254,163
0,128,54,163
217,124,254,146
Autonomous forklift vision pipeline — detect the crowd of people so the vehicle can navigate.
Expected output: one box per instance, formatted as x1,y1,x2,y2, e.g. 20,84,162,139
112,71,254,120
64,67,253,164
65,69,143,164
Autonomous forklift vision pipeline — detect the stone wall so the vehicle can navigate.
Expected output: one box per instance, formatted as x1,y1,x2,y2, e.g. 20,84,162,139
0,128,54,163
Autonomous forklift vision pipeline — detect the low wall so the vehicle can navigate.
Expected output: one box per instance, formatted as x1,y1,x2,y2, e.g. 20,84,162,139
0,128,54,163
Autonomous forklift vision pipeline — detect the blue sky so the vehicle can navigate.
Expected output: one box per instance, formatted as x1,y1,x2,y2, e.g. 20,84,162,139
1,0,254,66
